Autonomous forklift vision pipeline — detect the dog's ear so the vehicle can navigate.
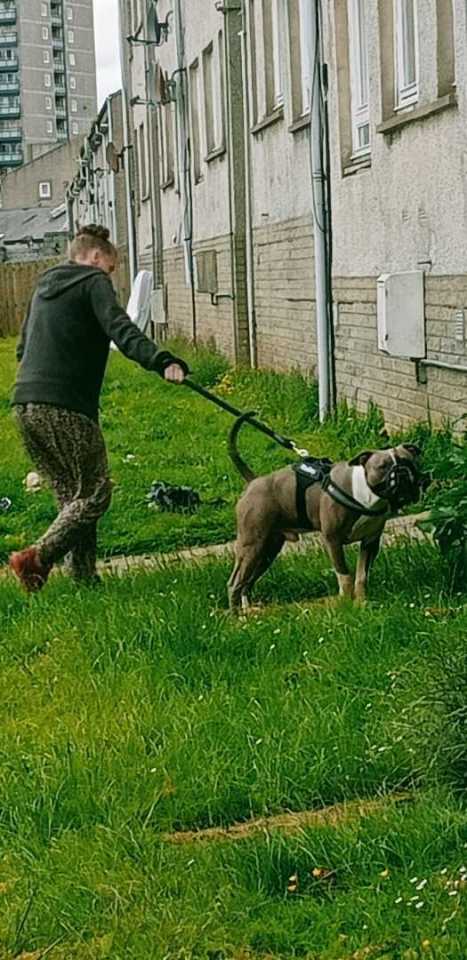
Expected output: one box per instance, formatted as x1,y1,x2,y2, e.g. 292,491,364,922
349,451,373,467
402,443,422,458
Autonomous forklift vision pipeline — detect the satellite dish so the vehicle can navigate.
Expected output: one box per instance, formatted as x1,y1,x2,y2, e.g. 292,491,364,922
146,1,171,45
106,141,120,174
147,3,163,44
111,270,154,352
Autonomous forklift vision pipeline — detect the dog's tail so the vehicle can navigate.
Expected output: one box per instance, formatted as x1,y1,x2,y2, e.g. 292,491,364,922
228,413,257,484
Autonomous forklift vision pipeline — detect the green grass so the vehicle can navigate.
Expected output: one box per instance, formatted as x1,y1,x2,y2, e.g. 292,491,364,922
0,335,449,563
1,336,466,958
0,542,466,957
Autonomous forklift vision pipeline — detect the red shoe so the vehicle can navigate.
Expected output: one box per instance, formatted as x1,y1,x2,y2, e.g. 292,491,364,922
9,547,52,593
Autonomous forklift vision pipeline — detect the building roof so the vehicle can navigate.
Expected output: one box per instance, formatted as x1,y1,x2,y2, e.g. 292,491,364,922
0,204,68,246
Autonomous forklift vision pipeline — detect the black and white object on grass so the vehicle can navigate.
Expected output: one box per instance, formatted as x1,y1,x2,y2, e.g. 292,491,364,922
146,481,201,514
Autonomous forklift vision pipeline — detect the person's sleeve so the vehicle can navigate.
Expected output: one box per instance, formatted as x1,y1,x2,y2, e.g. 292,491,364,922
88,274,189,376
16,298,32,362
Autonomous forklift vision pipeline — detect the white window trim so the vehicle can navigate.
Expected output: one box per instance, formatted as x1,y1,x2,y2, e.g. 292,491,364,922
39,181,51,198
271,0,284,108
347,0,371,157
203,38,224,154
298,0,312,115
394,0,419,108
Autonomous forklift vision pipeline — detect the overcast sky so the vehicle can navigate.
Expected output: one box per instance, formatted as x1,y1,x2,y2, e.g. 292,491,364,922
94,0,122,108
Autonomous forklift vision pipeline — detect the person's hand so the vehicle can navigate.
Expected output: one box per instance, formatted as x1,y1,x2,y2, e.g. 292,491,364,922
164,363,186,384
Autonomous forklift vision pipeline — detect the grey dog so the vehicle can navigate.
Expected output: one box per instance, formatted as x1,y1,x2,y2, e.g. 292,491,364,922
227,416,421,610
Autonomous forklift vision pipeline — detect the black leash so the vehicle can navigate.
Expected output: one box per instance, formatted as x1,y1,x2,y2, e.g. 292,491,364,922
183,379,310,457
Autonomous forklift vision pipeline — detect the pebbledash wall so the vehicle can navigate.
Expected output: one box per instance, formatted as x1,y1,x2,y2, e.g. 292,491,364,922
122,0,467,430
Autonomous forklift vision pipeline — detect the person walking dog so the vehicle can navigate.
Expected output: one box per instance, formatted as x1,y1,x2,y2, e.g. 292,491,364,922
10,224,188,592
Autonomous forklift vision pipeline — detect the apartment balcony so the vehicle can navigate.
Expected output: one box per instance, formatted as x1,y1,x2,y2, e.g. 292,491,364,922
0,99,20,118
0,149,22,166
57,123,68,139
55,104,66,117
0,54,17,70
0,124,20,139
0,6,16,26
0,77,18,93
0,31,17,46
52,36,64,49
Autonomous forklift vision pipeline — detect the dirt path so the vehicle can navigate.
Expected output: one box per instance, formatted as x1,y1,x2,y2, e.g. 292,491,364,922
162,793,412,845
97,511,430,577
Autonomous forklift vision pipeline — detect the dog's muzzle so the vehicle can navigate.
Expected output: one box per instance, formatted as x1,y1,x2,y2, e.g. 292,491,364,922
373,458,420,506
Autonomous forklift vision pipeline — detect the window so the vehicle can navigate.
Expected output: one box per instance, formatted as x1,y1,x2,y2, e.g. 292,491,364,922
41,2,48,15
69,52,75,66
189,59,202,182
160,103,174,186
71,98,77,112
347,0,370,153
72,120,79,134
44,72,51,88
39,181,51,199
43,50,50,64
252,0,284,122
70,76,76,89
46,120,53,133
271,0,283,108
42,26,49,40
138,123,147,197
45,95,52,110
67,7,73,20
202,36,224,155
68,30,74,44
395,0,418,106
298,0,312,114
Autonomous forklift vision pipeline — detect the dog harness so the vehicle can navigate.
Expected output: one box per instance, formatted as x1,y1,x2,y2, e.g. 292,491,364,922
292,458,389,529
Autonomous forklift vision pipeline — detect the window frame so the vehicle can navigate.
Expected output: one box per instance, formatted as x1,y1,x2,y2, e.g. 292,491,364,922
189,58,202,184
347,0,370,156
394,0,419,108
39,181,52,199
202,35,225,158
159,102,175,188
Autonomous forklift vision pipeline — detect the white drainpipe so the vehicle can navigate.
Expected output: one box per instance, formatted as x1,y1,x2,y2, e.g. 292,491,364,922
117,0,137,280
240,0,257,368
308,0,331,422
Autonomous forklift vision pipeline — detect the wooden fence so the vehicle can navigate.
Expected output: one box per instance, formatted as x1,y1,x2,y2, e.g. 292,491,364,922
0,251,131,339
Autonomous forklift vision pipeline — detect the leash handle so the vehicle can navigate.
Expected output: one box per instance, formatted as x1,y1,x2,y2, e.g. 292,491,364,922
183,379,297,452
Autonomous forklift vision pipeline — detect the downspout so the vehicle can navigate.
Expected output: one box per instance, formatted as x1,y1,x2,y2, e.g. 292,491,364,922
174,0,197,343
118,0,138,281
220,7,239,362
142,29,158,295
240,0,257,368
308,0,331,422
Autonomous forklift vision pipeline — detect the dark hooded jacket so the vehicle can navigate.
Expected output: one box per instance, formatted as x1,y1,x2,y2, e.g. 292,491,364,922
13,263,188,421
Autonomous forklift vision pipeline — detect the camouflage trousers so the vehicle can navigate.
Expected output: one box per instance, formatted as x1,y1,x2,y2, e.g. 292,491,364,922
15,404,112,581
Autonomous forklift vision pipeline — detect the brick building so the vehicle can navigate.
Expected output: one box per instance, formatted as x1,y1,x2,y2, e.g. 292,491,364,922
119,0,467,429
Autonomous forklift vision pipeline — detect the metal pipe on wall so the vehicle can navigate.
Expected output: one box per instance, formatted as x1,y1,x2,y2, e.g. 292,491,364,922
308,0,332,422
118,0,138,281
241,0,257,368
174,0,197,343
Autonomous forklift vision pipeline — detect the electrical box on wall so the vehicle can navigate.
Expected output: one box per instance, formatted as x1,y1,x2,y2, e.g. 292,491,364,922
195,251,218,295
377,271,425,359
